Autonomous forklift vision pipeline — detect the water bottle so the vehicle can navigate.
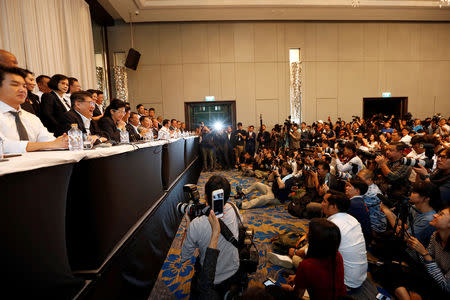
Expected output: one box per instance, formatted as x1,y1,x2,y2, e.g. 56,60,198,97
0,136,4,160
143,130,152,142
68,124,83,151
120,129,129,144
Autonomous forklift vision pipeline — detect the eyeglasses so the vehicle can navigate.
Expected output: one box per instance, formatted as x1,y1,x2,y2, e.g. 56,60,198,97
113,109,126,114
81,101,96,106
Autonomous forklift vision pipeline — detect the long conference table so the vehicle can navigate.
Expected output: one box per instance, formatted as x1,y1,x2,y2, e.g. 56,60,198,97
0,136,200,299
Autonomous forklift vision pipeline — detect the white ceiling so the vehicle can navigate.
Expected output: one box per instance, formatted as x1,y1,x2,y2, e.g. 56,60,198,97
100,0,450,22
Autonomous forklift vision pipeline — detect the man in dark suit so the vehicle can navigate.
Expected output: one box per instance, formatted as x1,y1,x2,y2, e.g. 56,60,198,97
221,126,234,169
245,125,256,157
126,112,142,142
58,91,104,142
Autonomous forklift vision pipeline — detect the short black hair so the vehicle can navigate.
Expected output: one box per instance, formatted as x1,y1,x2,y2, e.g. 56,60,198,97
163,119,170,126
410,135,424,146
237,122,242,127
390,141,408,152
86,89,98,95
344,141,357,153
48,74,68,91
205,175,231,206
70,91,92,108
171,119,177,123
19,68,33,77
136,104,143,110
326,190,350,212
348,178,368,195
68,77,78,86
0,66,25,87
317,160,330,172
412,181,443,211
103,99,126,118
96,90,103,95
139,115,149,123
149,107,155,112
36,75,50,84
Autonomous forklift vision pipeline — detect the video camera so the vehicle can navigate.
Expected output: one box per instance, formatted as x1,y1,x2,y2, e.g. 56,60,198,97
177,184,210,220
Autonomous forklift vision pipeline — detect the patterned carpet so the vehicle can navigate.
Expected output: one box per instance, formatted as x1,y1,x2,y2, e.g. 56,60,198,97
149,170,309,300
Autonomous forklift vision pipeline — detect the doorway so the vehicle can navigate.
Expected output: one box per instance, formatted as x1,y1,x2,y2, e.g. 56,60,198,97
363,97,408,119
184,101,236,131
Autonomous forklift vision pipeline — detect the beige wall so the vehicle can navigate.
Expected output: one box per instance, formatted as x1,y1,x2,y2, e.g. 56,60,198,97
107,21,450,128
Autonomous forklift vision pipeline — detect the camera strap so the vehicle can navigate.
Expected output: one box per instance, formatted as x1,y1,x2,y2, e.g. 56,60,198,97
218,218,239,249
228,202,244,227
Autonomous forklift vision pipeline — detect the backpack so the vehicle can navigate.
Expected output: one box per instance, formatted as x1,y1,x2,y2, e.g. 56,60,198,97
270,230,306,255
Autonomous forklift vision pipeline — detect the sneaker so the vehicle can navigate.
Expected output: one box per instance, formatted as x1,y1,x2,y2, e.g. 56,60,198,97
267,252,293,269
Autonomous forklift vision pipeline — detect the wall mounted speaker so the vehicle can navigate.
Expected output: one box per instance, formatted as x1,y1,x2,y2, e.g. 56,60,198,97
124,48,141,70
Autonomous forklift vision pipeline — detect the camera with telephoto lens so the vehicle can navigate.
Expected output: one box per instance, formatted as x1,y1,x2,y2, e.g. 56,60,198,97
335,171,352,181
400,157,434,169
177,184,210,220
303,165,317,172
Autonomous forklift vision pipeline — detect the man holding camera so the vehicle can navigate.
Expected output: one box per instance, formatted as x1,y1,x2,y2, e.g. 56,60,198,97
236,162,295,209
375,142,412,195
288,123,301,150
333,141,365,179
181,175,243,298
414,148,450,206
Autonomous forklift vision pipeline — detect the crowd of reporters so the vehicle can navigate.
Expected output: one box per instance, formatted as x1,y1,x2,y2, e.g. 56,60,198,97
191,113,450,299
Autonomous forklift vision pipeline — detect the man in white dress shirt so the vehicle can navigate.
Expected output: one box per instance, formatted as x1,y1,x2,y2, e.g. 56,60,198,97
321,191,368,290
0,67,68,153
158,119,173,140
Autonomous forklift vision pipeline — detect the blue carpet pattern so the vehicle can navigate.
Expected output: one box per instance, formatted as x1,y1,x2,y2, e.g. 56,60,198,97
149,170,309,299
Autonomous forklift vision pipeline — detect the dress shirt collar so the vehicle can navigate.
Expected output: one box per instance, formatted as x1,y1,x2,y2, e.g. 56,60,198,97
327,212,347,222
74,110,91,132
0,100,21,114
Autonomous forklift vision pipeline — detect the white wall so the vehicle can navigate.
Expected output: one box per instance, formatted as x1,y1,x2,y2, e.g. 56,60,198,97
107,21,450,128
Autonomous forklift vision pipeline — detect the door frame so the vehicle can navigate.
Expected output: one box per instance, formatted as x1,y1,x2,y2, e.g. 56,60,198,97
184,100,237,131
363,97,408,119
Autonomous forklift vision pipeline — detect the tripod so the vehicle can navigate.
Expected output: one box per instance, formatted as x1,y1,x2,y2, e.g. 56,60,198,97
392,196,416,265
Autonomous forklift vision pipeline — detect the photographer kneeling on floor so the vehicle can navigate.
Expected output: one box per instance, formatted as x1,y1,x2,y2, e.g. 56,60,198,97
181,175,244,299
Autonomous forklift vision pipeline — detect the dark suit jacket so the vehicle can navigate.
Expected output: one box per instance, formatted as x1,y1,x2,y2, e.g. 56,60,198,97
59,109,101,137
21,91,40,117
93,104,103,117
40,91,70,134
98,116,120,143
126,123,142,142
